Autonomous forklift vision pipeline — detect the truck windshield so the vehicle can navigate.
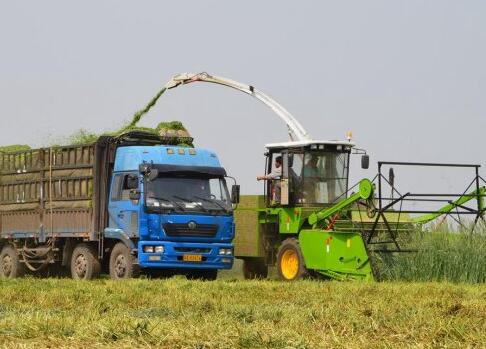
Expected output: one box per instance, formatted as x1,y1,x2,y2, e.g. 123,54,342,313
290,151,349,205
145,174,232,215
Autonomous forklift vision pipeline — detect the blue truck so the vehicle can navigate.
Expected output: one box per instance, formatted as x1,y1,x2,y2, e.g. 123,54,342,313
0,131,238,280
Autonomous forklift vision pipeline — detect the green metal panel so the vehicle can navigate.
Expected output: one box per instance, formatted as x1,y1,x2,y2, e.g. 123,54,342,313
299,229,373,281
234,195,265,258
277,207,302,234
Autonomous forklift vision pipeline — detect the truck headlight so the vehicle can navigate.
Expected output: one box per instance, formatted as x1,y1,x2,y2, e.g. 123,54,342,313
144,246,154,253
154,246,164,253
219,248,233,255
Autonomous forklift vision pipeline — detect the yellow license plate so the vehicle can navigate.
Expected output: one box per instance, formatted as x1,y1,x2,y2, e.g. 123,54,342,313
183,254,202,262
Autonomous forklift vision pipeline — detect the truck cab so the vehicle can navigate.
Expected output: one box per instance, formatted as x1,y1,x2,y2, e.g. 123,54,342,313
106,144,236,280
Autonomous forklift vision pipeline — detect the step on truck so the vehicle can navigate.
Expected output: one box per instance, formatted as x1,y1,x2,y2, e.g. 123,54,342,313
0,131,238,280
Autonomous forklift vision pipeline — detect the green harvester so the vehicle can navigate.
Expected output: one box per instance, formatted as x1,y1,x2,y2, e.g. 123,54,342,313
234,140,379,281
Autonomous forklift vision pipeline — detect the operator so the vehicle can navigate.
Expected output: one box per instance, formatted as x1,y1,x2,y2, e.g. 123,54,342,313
257,156,282,204
302,155,321,203
257,156,282,181
303,155,320,177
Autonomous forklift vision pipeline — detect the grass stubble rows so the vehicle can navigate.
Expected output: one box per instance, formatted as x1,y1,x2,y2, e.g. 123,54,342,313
0,277,484,349
0,230,485,348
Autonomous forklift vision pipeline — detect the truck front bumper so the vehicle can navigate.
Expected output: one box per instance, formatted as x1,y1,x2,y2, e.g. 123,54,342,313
138,241,234,270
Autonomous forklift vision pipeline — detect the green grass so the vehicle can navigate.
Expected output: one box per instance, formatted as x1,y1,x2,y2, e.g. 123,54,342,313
373,229,486,283
0,278,484,349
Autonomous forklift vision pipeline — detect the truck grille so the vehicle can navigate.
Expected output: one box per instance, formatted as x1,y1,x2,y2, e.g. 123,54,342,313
163,223,218,237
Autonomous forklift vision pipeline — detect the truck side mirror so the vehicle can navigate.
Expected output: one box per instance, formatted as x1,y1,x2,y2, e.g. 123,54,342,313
231,185,240,204
129,189,141,201
361,154,370,169
147,168,159,181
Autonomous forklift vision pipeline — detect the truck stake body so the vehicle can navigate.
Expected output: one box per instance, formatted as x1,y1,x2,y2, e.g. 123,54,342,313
0,131,237,280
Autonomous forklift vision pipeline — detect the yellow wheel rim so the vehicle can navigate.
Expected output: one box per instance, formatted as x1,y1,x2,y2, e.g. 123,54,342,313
280,249,299,280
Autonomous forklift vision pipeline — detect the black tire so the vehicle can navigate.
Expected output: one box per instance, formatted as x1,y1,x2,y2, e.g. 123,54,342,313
0,245,25,278
109,242,140,280
186,269,218,281
70,244,101,280
277,238,308,281
242,258,268,279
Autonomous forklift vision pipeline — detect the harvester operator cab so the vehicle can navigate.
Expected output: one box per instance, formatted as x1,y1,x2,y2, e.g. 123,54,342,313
263,140,354,207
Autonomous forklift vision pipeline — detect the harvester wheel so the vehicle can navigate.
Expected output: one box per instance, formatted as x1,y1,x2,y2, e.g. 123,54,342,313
277,238,308,281
242,258,268,279
109,243,140,280
0,245,25,278
70,244,101,280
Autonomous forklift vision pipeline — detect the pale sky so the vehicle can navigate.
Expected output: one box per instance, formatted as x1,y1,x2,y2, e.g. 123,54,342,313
1,1,485,199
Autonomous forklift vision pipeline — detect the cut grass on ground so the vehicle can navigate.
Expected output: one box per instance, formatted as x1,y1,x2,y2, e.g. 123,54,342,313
0,278,484,349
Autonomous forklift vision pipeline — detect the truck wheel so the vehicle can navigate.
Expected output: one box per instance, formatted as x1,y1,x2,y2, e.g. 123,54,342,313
109,243,140,280
0,245,25,278
242,258,268,279
277,238,308,281
186,269,218,281
70,244,101,280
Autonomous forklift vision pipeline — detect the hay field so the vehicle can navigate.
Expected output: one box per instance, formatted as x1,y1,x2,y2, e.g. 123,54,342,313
0,277,484,349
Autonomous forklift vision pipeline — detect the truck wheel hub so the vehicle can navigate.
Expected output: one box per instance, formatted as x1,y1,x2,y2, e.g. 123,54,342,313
2,255,12,276
281,249,299,280
74,255,88,277
114,255,127,277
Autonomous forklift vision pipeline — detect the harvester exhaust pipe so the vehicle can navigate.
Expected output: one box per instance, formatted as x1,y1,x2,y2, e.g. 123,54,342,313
389,167,395,203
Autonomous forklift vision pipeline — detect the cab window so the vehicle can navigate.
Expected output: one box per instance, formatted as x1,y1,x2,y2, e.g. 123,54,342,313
301,152,349,204
111,173,138,201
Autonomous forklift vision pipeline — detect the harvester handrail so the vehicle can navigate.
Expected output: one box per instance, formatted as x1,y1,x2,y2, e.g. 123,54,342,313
378,161,481,168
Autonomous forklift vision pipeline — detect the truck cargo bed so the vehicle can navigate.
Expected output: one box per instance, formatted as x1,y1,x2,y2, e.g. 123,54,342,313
0,138,113,242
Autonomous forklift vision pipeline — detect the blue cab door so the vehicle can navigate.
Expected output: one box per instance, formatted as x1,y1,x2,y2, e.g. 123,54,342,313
108,172,140,238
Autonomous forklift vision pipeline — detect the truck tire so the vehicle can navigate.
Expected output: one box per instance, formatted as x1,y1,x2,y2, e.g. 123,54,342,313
0,245,25,278
109,243,140,280
70,244,101,280
186,269,218,281
277,238,308,281
242,258,268,279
